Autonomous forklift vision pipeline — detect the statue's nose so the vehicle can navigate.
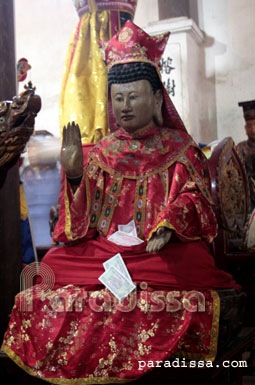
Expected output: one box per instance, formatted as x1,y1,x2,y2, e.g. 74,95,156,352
122,97,131,112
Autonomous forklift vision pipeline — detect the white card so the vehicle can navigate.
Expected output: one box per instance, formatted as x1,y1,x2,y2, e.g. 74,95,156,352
99,266,136,302
103,253,132,282
118,219,137,237
107,231,144,246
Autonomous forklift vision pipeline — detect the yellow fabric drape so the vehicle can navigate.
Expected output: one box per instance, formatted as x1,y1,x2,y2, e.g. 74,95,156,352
88,0,98,12
59,10,111,144
20,184,28,221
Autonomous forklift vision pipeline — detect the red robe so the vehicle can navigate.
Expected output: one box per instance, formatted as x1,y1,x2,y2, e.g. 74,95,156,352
2,126,240,384
48,126,238,290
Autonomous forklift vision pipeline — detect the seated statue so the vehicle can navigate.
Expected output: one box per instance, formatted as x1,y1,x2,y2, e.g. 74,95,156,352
2,21,241,383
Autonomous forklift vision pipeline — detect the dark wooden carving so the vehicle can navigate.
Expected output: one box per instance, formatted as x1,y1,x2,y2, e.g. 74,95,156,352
0,0,22,342
208,137,250,258
208,137,255,328
0,82,41,168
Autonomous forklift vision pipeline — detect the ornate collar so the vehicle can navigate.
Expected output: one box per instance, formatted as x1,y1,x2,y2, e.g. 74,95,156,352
117,125,161,140
89,127,192,177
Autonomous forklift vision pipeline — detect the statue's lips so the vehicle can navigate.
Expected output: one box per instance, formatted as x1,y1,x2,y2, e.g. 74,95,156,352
121,115,134,121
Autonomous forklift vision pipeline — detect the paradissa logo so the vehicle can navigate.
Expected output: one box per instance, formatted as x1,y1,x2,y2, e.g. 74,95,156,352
19,263,205,314
138,358,248,370
30,286,206,313
134,282,206,313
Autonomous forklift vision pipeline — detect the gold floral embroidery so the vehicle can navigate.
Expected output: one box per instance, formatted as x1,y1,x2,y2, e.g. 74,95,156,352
147,219,200,242
159,169,169,205
89,138,193,179
178,154,213,204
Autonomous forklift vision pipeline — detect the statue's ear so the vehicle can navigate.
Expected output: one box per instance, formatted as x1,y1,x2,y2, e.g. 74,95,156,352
153,89,163,126
155,89,163,106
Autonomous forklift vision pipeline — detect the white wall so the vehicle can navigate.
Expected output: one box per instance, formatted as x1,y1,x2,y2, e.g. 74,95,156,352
134,0,159,27
136,0,255,145
14,0,78,137
198,0,255,144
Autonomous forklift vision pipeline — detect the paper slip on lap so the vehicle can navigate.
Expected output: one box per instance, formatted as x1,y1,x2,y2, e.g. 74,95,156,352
103,253,132,282
99,265,136,302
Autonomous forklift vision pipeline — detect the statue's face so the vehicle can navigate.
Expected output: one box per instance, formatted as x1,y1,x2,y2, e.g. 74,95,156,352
245,119,255,142
111,79,161,133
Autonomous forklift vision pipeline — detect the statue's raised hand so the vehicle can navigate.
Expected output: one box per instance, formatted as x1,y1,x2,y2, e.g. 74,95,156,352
146,226,172,253
61,122,83,179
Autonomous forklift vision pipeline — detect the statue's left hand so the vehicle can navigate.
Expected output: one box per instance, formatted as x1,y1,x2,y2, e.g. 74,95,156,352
61,122,83,179
146,226,172,253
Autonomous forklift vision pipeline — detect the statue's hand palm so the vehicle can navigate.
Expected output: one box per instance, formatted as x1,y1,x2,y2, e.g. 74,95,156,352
146,227,172,253
61,122,83,178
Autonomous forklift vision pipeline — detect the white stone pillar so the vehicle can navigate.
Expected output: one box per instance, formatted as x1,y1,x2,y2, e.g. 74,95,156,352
145,17,206,143
134,0,159,28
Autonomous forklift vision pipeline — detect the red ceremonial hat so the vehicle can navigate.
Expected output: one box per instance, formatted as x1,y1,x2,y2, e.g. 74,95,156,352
103,20,187,133
101,20,170,73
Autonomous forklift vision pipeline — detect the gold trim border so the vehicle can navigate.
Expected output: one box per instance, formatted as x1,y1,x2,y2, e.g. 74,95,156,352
147,219,200,242
64,171,91,241
1,345,135,385
174,289,220,362
64,176,73,241
178,155,214,205
97,176,123,235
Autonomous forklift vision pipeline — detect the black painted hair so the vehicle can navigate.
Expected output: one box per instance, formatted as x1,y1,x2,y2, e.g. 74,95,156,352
108,62,162,94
